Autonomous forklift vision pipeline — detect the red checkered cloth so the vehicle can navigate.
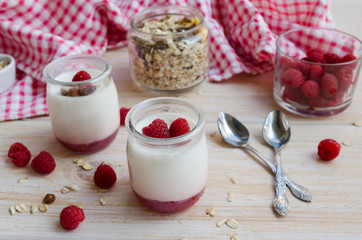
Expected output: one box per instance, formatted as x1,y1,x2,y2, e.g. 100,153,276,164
0,0,334,121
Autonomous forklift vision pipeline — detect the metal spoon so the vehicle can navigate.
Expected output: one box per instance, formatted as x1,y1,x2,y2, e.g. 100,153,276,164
217,112,312,202
262,110,291,215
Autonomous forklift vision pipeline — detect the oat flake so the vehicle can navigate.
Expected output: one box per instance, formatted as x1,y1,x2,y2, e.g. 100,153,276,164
216,218,227,227
17,177,29,183
229,177,236,184
100,197,108,206
227,192,233,202
353,120,362,127
31,204,37,214
226,218,239,229
342,141,353,146
9,205,16,215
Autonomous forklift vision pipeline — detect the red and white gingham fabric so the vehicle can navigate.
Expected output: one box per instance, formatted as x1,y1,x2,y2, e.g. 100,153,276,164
0,0,334,121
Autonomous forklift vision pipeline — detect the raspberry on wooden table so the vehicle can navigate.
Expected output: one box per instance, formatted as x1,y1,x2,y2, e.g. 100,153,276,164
8,142,31,167
94,163,117,188
169,118,191,137
318,139,341,161
142,118,170,138
60,205,85,230
120,107,131,125
72,70,91,82
30,151,56,174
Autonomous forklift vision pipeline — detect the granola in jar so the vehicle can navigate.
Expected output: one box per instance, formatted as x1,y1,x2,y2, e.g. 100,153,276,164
128,6,209,93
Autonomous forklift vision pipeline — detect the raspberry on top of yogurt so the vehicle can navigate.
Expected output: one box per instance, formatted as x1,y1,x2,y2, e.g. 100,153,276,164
72,70,91,82
141,118,190,138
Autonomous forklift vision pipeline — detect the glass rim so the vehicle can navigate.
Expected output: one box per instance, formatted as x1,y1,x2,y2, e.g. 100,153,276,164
125,97,205,145
43,54,112,86
276,27,362,65
130,5,205,38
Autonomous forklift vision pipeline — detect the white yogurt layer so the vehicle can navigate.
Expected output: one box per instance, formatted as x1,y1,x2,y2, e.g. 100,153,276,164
127,113,208,202
47,69,120,144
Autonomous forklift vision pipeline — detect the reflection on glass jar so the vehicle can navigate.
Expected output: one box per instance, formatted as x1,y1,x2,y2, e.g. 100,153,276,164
128,6,209,93
125,97,208,213
43,54,120,153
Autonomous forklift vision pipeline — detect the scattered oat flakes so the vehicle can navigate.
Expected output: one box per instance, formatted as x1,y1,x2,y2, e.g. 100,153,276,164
195,89,202,95
230,236,239,240
226,218,239,229
69,184,80,192
342,141,353,146
96,188,109,193
216,218,228,227
61,186,70,194
81,163,94,171
9,205,16,215
73,158,84,167
227,192,233,202
15,203,27,213
229,177,236,184
353,120,362,127
17,176,29,183
30,204,37,214
206,206,215,217
179,238,187,240
209,131,216,137
38,204,49,212
99,197,108,206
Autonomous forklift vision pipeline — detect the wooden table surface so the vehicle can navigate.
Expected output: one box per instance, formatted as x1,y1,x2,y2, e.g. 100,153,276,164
1,2,361,240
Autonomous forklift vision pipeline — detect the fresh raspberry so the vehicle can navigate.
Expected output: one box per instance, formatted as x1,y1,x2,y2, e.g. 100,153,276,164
341,53,357,63
282,88,303,103
8,142,31,167
306,49,325,63
307,96,328,108
279,56,298,70
60,205,85,231
72,71,91,82
335,66,353,91
120,107,131,125
307,64,324,81
142,118,170,138
30,151,56,174
169,118,191,137
280,68,304,88
93,163,117,188
324,52,341,63
318,139,341,161
341,54,358,69
301,80,320,99
320,73,338,98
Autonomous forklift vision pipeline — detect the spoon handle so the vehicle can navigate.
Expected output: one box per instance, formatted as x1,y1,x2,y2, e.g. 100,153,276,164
273,148,290,216
283,173,313,202
245,144,312,202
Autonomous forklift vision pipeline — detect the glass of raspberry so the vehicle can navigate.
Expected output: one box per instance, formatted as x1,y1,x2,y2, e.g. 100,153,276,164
274,27,362,117
43,54,120,153
125,97,208,213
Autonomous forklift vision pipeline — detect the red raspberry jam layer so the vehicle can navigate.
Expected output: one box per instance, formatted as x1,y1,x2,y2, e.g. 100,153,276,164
56,128,119,154
132,186,205,213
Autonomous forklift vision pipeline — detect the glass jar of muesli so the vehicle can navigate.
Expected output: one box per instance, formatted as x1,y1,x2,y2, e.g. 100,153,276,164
128,6,209,93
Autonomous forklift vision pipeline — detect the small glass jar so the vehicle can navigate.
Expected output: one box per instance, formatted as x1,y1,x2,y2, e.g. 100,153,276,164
127,6,209,93
274,27,362,117
125,97,208,213
43,54,120,153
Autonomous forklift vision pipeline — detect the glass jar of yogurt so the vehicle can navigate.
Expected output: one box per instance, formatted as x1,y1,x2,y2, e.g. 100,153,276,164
128,6,209,93
43,54,120,153
125,97,208,213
